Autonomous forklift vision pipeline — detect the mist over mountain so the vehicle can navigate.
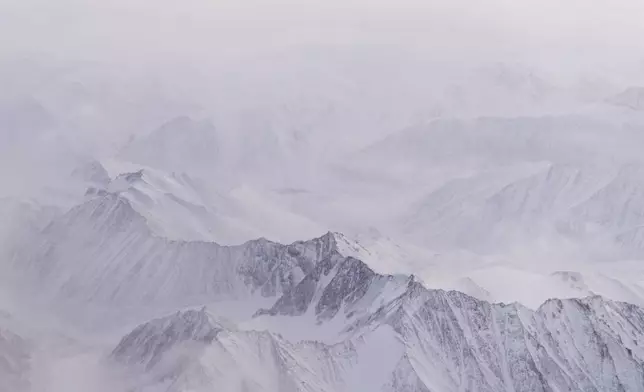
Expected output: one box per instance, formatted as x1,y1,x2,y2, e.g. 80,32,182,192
3,1,644,391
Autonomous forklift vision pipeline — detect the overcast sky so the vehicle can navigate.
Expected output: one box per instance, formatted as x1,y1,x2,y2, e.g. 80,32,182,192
2,0,643,65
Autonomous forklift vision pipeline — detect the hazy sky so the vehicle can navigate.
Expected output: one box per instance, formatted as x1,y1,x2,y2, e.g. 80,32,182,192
2,0,643,64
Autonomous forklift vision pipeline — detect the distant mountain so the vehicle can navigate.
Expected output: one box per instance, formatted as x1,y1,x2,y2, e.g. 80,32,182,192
118,116,220,174
607,87,644,111
345,115,644,253
353,115,642,173
82,165,323,244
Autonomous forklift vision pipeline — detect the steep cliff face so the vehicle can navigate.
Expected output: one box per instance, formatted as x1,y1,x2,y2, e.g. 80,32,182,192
256,253,412,330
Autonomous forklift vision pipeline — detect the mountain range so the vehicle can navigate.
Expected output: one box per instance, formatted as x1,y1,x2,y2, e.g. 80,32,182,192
3,52,644,391
1,183,644,391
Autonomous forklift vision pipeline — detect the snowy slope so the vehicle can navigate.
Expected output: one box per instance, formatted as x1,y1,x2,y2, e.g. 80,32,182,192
90,162,325,244
111,308,404,392
349,284,644,392
332,231,435,276
107,263,644,392
330,114,644,306
89,167,253,243
426,265,644,311
6,192,339,314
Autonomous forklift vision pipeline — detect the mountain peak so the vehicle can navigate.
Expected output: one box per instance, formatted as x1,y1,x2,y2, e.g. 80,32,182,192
256,253,410,325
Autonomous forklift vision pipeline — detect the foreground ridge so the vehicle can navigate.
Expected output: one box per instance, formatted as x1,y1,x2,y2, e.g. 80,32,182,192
112,252,644,392
6,189,644,392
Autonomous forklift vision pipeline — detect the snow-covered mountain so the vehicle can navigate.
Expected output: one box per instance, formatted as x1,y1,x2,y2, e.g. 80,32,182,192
7,193,338,313
3,176,644,391
86,167,253,243
352,290,644,392
108,270,644,392
111,307,405,392
5,46,644,392
77,158,325,245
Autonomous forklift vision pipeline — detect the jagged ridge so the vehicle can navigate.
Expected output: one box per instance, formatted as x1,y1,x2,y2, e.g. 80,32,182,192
8,192,339,308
